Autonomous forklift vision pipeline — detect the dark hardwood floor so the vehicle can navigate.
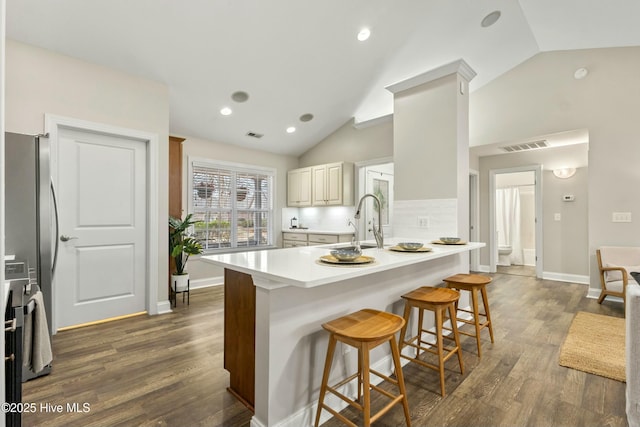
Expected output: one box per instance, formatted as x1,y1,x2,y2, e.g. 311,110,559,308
496,264,536,277
23,274,627,427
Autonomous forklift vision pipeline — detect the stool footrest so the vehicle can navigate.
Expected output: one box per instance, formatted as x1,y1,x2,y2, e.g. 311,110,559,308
321,404,358,427
456,308,488,319
370,368,398,387
402,339,459,356
370,395,406,424
325,385,364,412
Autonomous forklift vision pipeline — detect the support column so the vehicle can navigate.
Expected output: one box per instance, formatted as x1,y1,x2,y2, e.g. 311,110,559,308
387,59,476,244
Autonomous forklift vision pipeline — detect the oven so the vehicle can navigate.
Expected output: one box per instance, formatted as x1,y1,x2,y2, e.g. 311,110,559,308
5,278,27,427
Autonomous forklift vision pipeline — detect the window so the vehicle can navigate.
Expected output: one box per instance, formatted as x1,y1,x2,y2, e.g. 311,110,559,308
189,159,274,252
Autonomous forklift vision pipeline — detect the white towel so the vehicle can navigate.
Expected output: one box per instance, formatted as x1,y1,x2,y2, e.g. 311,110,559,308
23,291,53,373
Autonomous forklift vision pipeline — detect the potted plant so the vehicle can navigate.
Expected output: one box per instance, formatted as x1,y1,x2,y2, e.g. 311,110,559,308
169,213,203,292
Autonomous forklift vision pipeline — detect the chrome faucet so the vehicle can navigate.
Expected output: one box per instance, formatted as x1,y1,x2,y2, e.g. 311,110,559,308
354,193,384,249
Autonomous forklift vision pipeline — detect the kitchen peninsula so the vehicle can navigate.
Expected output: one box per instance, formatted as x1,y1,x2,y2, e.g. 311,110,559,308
202,239,484,427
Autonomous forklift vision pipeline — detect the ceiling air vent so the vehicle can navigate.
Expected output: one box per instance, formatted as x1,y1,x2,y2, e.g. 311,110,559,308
246,131,264,139
500,140,548,153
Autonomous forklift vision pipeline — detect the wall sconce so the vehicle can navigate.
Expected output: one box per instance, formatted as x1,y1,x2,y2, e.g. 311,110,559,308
553,168,576,179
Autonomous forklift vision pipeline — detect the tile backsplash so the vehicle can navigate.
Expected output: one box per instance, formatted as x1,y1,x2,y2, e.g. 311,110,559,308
283,199,459,239
392,199,458,240
282,206,356,231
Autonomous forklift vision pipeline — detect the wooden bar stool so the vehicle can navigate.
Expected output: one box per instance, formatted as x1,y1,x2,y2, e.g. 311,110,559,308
398,287,464,397
314,309,411,427
443,273,494,358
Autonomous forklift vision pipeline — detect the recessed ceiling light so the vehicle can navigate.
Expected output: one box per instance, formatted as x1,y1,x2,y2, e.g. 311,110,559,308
220,107,232,116
231,91,249,103
299,113,314,122
357,28,371,41
481,10,501,28
574,67,589,80
286,126,296,134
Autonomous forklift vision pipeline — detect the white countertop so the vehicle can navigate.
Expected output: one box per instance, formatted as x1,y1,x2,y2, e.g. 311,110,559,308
202,238,485,289
282,228,354,235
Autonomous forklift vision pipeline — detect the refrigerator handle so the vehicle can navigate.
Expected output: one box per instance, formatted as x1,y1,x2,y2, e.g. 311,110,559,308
51,180,60,278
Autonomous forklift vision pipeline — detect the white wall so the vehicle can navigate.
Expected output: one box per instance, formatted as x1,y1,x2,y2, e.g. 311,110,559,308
181,134,299,283
478,145,589,276
471,46,640,291
299,117,392,167
5,40,171,302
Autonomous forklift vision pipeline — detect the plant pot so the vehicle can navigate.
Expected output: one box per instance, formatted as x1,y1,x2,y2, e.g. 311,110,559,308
172,273,190,292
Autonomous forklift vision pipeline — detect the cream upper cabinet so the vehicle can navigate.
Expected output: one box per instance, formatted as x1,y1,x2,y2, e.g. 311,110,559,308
287,167,312,207
311,162,353,206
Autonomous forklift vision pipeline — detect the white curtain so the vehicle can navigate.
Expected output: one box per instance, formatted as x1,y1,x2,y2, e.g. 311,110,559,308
496,187,523,265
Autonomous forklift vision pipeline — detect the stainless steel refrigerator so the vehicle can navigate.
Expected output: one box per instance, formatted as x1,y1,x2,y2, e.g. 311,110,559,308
4,131,56,381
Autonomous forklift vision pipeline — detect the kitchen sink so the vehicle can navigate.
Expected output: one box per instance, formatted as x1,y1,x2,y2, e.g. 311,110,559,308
358,243,379,249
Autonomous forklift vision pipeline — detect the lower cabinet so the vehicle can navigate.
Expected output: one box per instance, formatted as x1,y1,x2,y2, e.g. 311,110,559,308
282,232,353,248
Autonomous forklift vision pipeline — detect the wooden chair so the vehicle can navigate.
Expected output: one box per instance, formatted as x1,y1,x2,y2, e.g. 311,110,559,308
315,309,411,427
596,247,640,306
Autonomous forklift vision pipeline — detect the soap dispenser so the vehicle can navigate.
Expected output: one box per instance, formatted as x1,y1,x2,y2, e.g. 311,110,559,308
290,217,298,229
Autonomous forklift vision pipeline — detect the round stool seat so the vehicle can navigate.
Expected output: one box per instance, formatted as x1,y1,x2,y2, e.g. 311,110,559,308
322,308,405,342
443,273,491,288
401,286,460,305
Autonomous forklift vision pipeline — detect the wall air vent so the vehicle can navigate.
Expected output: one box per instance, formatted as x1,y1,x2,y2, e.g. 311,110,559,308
499,140,548,153
246,131,264,139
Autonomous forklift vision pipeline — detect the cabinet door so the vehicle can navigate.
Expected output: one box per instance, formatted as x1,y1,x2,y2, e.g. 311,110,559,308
287,168,311,207
298,168,311,205
325,163,343,205
311,165,327,205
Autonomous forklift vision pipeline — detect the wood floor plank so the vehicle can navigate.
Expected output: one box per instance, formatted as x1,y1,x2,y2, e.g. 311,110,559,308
22,274,628,427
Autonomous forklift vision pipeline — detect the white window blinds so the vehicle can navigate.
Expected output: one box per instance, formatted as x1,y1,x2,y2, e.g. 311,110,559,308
191,161,273,251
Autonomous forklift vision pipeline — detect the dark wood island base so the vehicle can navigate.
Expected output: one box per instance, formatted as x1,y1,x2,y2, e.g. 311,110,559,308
224,268,256,411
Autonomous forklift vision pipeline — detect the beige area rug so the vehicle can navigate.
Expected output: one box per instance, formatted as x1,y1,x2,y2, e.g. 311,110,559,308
559,311,625,382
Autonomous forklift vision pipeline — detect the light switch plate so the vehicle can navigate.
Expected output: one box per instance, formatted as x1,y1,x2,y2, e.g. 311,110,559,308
554,213,561,221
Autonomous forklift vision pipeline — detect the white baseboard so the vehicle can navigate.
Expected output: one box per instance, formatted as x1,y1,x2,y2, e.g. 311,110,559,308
156,300,172,315
586,287,623,303
190,276,223,290
542,272,589,285
250,418,267,427
153,279,222,317
477,264,490,273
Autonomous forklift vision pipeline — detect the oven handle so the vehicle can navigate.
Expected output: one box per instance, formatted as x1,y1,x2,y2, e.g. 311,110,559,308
4,318,16,332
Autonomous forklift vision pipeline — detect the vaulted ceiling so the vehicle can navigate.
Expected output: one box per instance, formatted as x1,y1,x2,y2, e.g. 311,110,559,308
7,1,640,156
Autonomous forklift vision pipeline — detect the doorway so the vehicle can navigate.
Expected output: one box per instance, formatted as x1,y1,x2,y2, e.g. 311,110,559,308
46,115,160,332
356,159,394,241
489,166,542,278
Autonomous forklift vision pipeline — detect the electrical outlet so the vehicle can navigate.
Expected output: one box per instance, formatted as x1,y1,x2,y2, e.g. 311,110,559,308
417,216,429,228
612,212,632,223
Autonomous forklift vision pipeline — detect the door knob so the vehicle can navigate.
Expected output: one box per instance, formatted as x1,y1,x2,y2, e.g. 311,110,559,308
60,235,79,242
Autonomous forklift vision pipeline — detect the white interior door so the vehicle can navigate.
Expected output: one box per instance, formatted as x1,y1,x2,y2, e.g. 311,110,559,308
55,127,147,328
